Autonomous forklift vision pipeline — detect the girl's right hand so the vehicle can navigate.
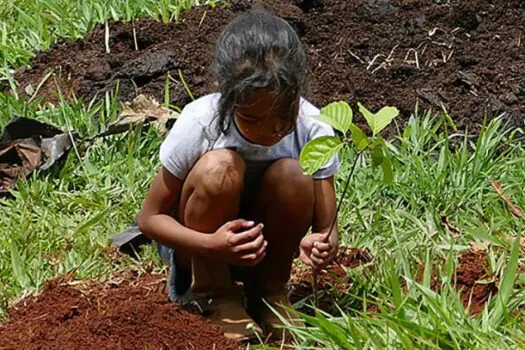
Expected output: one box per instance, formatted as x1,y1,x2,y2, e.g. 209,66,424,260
207,219,267,267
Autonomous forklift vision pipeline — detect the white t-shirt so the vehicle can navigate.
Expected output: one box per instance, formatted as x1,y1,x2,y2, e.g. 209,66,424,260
160,93,340,180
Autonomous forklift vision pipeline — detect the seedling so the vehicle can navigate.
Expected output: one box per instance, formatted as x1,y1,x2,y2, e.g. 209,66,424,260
299,100,399,307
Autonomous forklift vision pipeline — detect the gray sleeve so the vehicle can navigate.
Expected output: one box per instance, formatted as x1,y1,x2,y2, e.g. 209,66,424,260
159,105,208,180
309,121,341,180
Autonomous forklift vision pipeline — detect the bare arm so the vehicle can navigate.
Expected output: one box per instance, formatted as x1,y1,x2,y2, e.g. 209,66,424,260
300,176,339,269
137,166,212,256
313,176,338,246
138,167,266,266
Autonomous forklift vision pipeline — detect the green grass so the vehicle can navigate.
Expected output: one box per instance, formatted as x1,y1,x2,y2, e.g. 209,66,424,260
0,0,220,319
0,0,220,69
284,114,525,348
2,0,525,348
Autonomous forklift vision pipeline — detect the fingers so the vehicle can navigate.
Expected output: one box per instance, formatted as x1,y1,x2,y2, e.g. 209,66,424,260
299,251,313,268
228,223,264,246
224,219,255,232
314,241,330,251
311,245,337,271
312,247,330,258
239,241,268,266
233,233,266,254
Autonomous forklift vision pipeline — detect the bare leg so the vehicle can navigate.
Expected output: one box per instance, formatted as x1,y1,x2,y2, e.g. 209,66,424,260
245,158,315,332
172,149,262,341
176,149,245,293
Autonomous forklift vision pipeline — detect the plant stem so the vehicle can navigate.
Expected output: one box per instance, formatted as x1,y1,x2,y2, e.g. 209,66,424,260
312,149,363,308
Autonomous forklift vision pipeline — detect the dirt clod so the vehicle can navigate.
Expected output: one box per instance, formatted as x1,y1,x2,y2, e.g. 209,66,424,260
455,251,497,314
417,250,498,314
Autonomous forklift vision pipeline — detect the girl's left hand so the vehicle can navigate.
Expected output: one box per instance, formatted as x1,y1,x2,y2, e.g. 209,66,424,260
299,232,338,271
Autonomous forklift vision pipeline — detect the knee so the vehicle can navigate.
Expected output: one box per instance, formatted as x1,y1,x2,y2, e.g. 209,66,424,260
263,158,313,204
194,149,245,198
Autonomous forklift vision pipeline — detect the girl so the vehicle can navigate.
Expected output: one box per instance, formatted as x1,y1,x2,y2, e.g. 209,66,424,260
138,10,339,341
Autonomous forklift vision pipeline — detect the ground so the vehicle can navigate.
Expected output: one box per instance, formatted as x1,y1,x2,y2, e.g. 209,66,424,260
9,0,525,133
0,271,239,349
1,0,525,349
0,247,499,348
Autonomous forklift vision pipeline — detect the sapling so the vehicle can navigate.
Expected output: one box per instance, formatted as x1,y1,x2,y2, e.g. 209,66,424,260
299,100,399,308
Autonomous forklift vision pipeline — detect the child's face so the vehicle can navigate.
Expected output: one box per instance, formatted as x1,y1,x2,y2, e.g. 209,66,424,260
234,89,298,147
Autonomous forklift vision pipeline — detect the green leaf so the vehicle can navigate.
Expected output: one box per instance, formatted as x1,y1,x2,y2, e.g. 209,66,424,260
349,124,370,150
371,146,384,167
381,156,394,184
300,136,344,176
316,101,353,133
11,240,29,289
489,233,520,325
389,264,405,319
73,208,111,236
300,313,353,349
358,102,399,136
422,250,432,289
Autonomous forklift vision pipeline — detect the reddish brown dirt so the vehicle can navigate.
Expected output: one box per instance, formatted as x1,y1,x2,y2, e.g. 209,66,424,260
10,0,525,133
288,247,373,315
0,272,239,350
454,251,497,314
417,251,498,314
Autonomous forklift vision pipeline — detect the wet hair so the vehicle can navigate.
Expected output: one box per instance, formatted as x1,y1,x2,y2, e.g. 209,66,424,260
212,10,308,134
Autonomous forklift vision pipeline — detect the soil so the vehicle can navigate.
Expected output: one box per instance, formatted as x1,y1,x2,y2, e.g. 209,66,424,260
0,271,239,350
0,249,499,348
418,250,497,315
0,249,370,349
10,0,525,133
288,247,373,315
453,251,498,314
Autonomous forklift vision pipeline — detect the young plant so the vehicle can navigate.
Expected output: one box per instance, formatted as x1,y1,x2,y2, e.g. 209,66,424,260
299,101,399,306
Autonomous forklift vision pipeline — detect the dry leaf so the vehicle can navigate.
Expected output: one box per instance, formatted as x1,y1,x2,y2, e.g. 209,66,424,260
440,216,462,237
491,180,522,218
471,241,490,252
111,94,179,134
0,139,42,193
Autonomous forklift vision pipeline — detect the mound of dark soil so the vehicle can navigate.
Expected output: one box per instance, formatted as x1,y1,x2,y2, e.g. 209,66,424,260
10,0,525,133
0,272,239,350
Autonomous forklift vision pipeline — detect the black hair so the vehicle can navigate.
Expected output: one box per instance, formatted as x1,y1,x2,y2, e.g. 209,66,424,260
212,10,308,134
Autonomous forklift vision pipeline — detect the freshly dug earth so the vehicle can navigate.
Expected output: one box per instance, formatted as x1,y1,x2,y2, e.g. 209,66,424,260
420,250,497,314
0,249,499,348
0,272,239,350
11,0,525,133
289,247,373,315
291,248,498,316
0,250,370,349
450,251,497,314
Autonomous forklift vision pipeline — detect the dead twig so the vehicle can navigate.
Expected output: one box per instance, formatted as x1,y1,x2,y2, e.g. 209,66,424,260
198,10,207,28
440,216,462,237
404,48,420,69
491,180,522,218
348,49,364,64
132,22,139,51
370,45,399,73
366,54,382,70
